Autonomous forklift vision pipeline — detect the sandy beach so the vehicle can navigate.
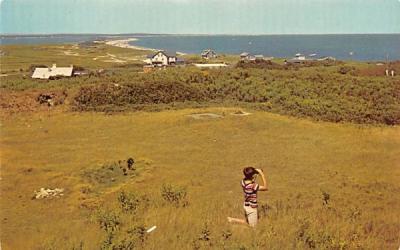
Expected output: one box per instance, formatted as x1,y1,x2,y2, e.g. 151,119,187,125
104,38,186,55
104,38,156,51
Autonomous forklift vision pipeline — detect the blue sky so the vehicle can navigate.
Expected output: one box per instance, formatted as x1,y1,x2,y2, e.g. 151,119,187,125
1,0,399,34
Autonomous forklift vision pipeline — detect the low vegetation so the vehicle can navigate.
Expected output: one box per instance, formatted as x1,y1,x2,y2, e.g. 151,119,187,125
2,45,399,126
72,66,400,125
1,45,399,249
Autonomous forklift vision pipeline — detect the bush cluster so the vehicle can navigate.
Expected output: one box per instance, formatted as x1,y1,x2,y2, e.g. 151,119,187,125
160,183,189,207
72,67,400,125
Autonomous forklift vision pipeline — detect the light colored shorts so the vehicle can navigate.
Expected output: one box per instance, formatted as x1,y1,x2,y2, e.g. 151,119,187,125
244,205,258,227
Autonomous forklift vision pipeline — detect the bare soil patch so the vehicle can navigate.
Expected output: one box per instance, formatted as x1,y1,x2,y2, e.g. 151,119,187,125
187,113,223,119
0,90,67,114
230,110,252,116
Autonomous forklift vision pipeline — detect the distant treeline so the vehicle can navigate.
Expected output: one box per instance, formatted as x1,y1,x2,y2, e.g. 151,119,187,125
73,67,400,125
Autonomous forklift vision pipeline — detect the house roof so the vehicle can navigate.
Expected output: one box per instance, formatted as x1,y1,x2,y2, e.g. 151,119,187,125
318,56,336,61
32,65,73,79
201,49,216,56
164,51,177,57
240,52,249,57
148,50,177,58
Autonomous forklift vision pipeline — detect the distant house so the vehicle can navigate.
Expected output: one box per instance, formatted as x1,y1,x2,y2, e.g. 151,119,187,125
201,49,217,59
240,52,266,62
146,50,177,66
285,53,309,64
176,57,185,65
285,53,335,64
240,52,250,60
254,55,265,61
317,56,336,62
32,64,74,79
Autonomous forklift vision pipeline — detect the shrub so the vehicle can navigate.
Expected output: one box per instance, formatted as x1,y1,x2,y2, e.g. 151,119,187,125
118,191,140,214
338,66,355,75
97,210,120,233
160,183,188,207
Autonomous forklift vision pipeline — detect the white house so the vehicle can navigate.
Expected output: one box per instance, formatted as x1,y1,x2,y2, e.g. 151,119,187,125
240,52,250,60
240,52,266,62
285,53,309,64
201,49,217,59
285,53,335,64
32,64,74,79
295,53,306,60
146,51,177,66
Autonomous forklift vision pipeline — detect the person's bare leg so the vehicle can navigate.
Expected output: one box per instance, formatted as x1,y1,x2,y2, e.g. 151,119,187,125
227,217,247,225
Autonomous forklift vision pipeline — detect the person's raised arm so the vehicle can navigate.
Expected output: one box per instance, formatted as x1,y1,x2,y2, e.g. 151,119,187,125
256,169,268,191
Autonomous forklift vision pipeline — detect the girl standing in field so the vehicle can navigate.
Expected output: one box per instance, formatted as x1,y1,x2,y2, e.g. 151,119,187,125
227,167,268,227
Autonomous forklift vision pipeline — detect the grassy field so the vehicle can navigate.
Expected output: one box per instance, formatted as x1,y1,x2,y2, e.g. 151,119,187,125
1,108,399,249
0,43,149,73
1,44,400,249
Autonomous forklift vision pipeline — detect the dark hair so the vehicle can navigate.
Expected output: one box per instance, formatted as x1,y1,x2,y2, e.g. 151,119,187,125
243,167,258,180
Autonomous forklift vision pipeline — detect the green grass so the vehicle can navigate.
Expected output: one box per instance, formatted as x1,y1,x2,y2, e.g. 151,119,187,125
1,108,399,249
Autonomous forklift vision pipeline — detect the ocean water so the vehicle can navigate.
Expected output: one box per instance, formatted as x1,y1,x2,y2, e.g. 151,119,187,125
0,34,141,45
0,34,108,45
1,34,399,61
131,34,400,61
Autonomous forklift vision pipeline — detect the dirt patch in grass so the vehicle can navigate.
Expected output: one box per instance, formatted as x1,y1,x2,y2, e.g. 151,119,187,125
81,157,152,193
188,113,223,119
230,110,252,116
356,61,400,77
0,89,67,114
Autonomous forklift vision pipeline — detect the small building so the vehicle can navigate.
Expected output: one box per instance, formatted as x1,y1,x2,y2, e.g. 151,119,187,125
146,50,177,66
285,53,309,64
317,56,336,62
285,53,335,64
32,64,74,79
240,52,266,62
240,52,250,60
201,49,217,59
295,53,306,60
254,55,264,61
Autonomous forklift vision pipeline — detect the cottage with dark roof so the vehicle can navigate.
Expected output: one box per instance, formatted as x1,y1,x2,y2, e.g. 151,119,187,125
146,50,177,66
201,49,217,59
240,52,265,62
240,52,250,60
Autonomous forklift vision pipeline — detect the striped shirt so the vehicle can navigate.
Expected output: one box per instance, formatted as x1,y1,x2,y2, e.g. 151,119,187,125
241,179,259,208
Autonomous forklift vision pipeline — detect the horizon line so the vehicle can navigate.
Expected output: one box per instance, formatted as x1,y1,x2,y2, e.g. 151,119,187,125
1,32,400,37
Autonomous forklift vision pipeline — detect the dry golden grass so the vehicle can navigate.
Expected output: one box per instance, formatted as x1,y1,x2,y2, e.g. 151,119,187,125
1,108,399,249
0,43,150,73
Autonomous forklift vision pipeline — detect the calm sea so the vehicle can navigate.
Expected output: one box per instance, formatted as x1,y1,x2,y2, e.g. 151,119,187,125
131,34,400,61
0,34,124,45
1,34,399,61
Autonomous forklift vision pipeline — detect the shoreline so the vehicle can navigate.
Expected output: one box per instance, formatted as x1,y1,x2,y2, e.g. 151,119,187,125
104,38,156,52
103,38,186,56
